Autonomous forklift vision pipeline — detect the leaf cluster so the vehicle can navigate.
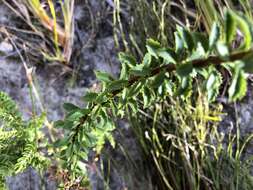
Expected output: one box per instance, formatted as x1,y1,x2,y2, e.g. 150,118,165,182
55,10,253,179
0,92,48,188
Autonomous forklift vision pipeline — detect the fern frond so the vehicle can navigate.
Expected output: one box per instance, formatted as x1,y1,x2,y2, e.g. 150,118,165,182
0,92,23,129
0,92,48,187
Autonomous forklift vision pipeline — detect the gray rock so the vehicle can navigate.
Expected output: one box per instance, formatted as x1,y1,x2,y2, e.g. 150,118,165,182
0,40,13,54
0,1,121,188
6,168,41,190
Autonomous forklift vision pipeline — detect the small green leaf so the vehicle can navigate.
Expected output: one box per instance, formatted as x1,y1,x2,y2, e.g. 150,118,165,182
164,80,173,96
188,43,205,61
107,80,128,92
142,53,152,66
216,42,229,58
128,81,144,97
228,64,247,101
95,71,114,83
193,32,209,52
61,120,77,130
206,71,222,101
54,138,69,147
152,71,166,88
120,62,128,80
209,22,220,50
81,108,91,116
95,92,108,104
157,48,176,64
128,99,138,114
142,87,151,108
119,52,137,67
66,111,83,122
176,63,193,77
175,32,184,54
176,76,192,97
83,92,98,103
129,65,150,76
225,10,236,45
107,133,116,148
177,26,195,52
77,161,88,173
181,77,189,89
206,72,216,89
146,39,161,59
63,103,80,112
231,11,253,50
54,120,65,128
121,88,127,102
98,109,107,127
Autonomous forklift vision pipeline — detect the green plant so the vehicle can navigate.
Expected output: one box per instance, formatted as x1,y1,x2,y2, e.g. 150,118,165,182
113,0,192,58
114,0,225,58
2,0,74,64
53,9,253,189
0,92,48,188
113,0,253,59
128,92,253,189
1,7,253,190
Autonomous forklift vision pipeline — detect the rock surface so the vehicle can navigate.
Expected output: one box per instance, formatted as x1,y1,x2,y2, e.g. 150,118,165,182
0,1,121,189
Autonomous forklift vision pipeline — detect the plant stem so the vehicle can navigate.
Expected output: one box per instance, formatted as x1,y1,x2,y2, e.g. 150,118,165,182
73,49,253,141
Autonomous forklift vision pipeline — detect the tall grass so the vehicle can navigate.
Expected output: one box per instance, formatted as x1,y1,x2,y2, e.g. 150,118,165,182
2,0,75,64
113,0,180,58
126,94,253,189
113,0,253,57
108,1,253,189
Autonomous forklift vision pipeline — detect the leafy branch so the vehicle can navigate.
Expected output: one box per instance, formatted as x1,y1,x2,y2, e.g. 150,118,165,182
71,48,253,144
54,9,253,176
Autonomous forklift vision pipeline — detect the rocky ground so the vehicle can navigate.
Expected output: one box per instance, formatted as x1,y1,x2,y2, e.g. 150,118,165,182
0,1,123,189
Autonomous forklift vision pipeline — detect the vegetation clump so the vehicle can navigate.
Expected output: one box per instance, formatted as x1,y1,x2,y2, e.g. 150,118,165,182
0,92,48,189
0,1,253,189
